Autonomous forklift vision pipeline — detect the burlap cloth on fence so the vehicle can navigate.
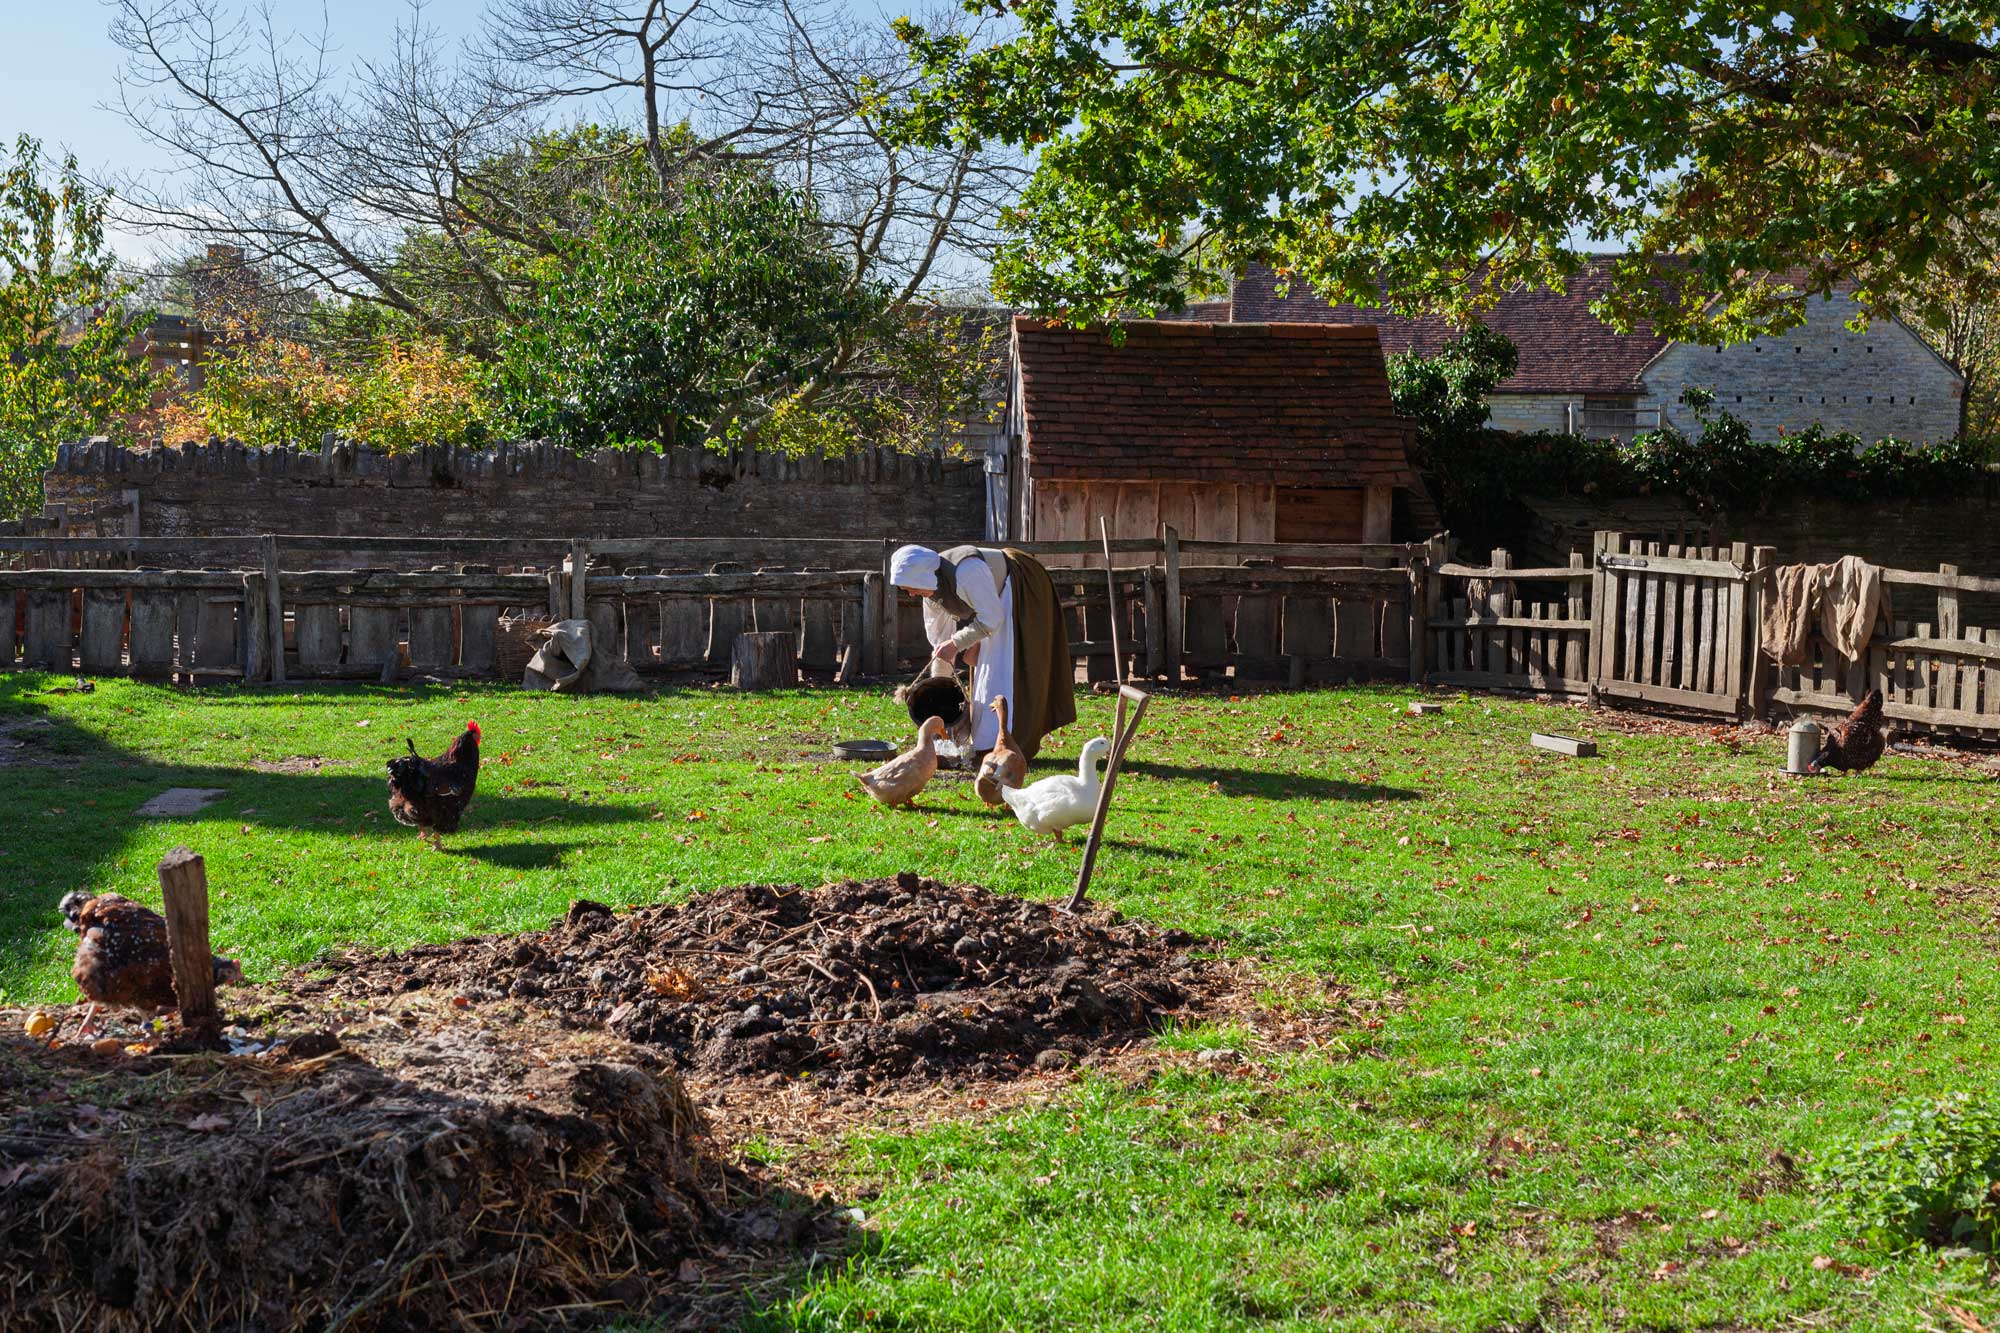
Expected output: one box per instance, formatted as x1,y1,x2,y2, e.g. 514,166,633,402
1760,555,1892,665
523,619,643,692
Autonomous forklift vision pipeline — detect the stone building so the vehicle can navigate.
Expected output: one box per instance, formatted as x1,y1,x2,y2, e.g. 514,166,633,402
1230,260,1967,443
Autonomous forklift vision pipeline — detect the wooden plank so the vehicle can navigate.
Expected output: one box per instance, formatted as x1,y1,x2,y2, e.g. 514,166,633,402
707,561,747,668
1233,559,1283,679
1587,531,1617,692
1193,484,1240,545
1526,601,1550,689
1485,549,1511,681
1598,551,1749,579
1916,621,1937,714
1238,484,1277,547
1183,540,1423,564
1437,562,1595,581
0,569,243,591
78,588,126,673
1333,596,1376,664
1565,551,1588,684
297,605,342,671
459,565,500,674
752,566,796,639
345,605,396,670
567,539,590,621
799,570,838,674
1282,586,1334,674
1880,567,2000,594
157,848,219,1032
261,535,286,684
1142,567,1165,679
1696,547,1719,694
1163,525,1183,682
588,597,624,667
1640,542,1664,687
129,590,175,679
1742,544,1773,718
1431,669,1511,689
1672,549,1696,689
243,575,269,682
1937,565,1962,714
1115,483,1163,571
184,572,237,674
1531,732,1598,758
1983,627,2000,720
1596,677,1742,714
859,573,884,676
408,604,455,669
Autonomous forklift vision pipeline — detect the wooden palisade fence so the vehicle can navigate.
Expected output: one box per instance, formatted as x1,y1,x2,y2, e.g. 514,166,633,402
12,526,2000,744
1,531,1428,688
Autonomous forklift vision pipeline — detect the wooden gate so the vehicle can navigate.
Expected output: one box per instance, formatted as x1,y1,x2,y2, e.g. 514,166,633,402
1587,533,1765,717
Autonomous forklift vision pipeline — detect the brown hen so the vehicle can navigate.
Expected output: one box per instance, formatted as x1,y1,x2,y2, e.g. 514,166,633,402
387,721,482,846
1808,688,1886,775
59,891,242,1009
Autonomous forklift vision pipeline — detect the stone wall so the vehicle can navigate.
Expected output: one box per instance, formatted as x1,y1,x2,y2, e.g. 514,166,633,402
33,438,988,564
1486,393,1584,436
1643,292,1965,444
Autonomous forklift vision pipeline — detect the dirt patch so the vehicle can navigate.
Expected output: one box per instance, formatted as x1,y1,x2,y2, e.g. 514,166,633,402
297,874,1216,1093
249,755,339,774
0,718,71,768
0,1002,831,1332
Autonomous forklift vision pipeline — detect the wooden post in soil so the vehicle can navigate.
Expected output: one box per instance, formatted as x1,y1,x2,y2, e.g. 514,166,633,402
1100,516,1123,687
157,846,219,1033
1064,683,1152,914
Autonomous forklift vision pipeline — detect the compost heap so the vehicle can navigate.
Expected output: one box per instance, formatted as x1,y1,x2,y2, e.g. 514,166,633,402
299,874,1211,1091
0,1008,817,1332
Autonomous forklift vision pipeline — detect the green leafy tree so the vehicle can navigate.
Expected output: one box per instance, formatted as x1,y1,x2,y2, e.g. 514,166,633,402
0,136,156,520
491,167,878,448
897,2,2000,339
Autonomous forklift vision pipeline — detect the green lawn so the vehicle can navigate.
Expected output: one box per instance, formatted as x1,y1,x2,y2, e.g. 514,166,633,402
5,670,2000,1329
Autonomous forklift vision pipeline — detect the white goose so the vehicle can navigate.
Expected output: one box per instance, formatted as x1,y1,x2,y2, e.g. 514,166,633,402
1000,737,1111,841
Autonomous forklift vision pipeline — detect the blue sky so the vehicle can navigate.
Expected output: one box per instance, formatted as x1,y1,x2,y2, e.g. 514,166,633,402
3,2,490,182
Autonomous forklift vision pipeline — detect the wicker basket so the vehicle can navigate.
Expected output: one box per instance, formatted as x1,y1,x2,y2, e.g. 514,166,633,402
496,615,555,681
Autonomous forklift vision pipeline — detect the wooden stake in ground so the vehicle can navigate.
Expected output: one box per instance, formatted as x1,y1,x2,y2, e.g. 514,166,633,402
156,846,220,1032
1065,683,1151,913
1100,516,1123,687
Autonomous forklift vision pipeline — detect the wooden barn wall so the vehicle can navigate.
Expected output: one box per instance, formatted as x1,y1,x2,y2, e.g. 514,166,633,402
1029,481,1278,567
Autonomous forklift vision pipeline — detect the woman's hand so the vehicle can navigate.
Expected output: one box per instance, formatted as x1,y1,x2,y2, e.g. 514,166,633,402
931,639,959,665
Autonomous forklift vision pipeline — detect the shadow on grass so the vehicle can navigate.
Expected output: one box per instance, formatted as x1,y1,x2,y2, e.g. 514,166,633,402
448,840,580,869
1121,759,1421,802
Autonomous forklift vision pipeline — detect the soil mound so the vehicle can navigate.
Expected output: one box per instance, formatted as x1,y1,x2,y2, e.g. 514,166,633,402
0,1009,813,1331
300,874,1211,1091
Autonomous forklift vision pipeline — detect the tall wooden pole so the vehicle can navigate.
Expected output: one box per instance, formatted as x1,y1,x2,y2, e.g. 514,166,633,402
157,847,219,1032
1100,516,1123,686
1065,684,1151,914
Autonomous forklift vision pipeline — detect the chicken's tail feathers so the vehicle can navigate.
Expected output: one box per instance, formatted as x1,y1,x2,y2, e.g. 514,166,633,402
405,737,419,757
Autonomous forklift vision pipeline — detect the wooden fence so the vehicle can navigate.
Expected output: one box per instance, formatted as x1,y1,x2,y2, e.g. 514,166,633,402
14,525,1998,745
2,531,1427,688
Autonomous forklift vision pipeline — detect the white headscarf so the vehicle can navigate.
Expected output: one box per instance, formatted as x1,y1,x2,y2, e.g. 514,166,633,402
889,544,940,593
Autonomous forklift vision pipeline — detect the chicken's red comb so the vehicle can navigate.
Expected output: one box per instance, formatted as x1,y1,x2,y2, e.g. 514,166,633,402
468,720,482,738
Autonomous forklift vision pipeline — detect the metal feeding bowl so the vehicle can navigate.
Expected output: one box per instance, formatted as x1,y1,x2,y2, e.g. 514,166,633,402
831,739,896,762
903,674,967,729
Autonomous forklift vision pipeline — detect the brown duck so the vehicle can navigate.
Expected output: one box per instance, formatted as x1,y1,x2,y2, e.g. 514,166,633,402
856,716,948,808
975,697,1029,806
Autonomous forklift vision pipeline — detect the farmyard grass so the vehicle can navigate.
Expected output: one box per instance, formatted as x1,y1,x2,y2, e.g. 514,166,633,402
4,670,2000,1329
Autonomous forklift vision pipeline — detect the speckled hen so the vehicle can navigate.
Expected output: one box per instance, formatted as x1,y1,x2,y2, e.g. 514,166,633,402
59,891,242,1009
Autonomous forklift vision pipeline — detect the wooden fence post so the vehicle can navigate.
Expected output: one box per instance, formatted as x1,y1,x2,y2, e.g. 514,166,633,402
1586,531,1617,701
568,539,590,621
860,572,884,676
1938,562,1961,716
242,572,269,682
1141,566,1164,680
1730,542,1761,717
262,535,286,683
1163,525,1182,683
157,847,219,1033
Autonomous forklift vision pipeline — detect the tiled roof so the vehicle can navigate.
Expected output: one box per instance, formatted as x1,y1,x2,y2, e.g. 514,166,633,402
1230,260,1672,396
1011,317,1420,487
